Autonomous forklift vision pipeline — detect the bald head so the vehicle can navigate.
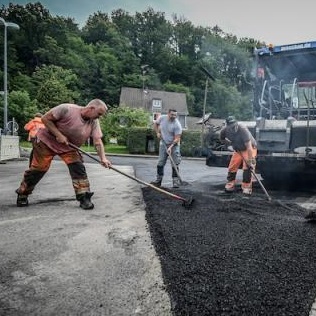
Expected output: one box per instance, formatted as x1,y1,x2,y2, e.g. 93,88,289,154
82,99,108,120
87,99,108,111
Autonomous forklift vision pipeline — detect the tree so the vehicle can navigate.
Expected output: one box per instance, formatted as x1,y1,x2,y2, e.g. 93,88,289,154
133,8,172,65
171,15,198,58
79,12,141,104
100,107,150,144
163,81,195,114
1,2,54,73
32,65,80,111
34,35,64,66
1,2,262,125
207,80,252,119
111,9,135,40
4,90,39,139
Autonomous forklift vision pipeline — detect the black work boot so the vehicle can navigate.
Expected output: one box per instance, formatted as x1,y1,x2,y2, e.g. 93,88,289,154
15,189,29,207
305,211,316,220
150,175,163,187
77,192,94,210
150,166,164,187
172,177,180,188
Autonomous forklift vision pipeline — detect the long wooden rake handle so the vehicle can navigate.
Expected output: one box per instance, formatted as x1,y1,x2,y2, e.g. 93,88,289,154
238,151,272,201
161,139,183,184
69,143,193,206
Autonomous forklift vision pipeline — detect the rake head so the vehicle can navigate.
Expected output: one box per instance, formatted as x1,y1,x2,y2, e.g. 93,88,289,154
182,196,195,209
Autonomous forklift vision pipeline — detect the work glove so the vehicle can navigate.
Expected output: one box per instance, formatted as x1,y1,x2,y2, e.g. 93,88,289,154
247,158,256,170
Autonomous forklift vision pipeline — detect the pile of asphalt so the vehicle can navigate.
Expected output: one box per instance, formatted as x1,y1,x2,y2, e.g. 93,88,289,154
143,186,316,316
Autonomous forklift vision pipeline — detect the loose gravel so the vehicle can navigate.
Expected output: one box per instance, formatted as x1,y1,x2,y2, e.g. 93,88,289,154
143,186,316,316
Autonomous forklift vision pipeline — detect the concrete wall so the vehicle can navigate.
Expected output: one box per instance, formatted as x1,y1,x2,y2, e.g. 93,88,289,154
0,136,20,161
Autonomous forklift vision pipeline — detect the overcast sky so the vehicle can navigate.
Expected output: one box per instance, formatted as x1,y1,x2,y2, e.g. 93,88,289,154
2,0,316,45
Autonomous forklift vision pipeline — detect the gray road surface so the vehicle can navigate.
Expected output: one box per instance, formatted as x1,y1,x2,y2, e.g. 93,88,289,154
0,158,171,316
1,152,316,315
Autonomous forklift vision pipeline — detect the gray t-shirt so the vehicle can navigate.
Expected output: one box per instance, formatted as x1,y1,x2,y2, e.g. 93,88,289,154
156,115,182,144
219,123,256,151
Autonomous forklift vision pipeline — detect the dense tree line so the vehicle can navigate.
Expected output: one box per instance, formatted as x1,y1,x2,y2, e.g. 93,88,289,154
0,2,264,139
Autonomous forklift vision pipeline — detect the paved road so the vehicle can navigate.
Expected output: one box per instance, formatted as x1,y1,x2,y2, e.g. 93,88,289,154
2,151,316,315
107,155,221,187
0,158,171,316
107,154,316,316
108,154,316,315
106,154,316,206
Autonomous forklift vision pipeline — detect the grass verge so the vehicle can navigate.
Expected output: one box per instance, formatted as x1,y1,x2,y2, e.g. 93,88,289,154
20,141,129,154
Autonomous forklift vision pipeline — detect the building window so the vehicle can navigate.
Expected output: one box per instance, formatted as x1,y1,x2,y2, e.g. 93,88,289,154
152,99,162,122
152,99,162,112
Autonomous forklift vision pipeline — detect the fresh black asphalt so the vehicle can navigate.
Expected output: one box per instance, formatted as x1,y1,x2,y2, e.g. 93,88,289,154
143,185,316,316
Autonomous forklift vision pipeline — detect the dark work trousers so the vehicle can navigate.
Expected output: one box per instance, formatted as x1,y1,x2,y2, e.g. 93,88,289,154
156,140,181,178
17,140,90,198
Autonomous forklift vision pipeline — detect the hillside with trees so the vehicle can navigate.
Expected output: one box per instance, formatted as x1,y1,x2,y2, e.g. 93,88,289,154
0,2,264,140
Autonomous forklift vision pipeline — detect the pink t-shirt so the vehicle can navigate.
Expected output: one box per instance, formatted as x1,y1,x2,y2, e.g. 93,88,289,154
37,103,103,153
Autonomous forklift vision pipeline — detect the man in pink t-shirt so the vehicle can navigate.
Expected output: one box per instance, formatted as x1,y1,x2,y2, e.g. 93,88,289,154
16,99,112,210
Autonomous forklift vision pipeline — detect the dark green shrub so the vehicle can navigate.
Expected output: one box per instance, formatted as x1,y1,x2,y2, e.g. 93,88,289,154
180,131,202,157
128,127,154,154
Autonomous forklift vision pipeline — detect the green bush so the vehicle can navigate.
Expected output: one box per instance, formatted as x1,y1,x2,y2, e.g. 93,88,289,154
100,107,150,145
114,127,205,157
127,129,204,157
180,130,202,157
127,127,154,154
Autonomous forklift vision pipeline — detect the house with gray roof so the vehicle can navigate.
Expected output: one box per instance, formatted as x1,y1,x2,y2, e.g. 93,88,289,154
119,87,189,128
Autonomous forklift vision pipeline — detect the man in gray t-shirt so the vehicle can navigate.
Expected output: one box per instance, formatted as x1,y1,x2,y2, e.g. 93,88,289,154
151,109,182,188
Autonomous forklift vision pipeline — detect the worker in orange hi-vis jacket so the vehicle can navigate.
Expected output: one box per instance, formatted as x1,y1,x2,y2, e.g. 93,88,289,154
24,113,46,167
24,113,45,143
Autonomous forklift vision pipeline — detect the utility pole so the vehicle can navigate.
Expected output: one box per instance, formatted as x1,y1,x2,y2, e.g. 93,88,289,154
141,64,148,108
0,18,20,135
200,66,215,155
201,78,208,151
